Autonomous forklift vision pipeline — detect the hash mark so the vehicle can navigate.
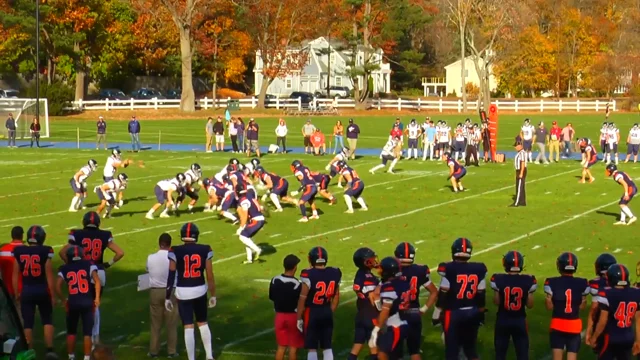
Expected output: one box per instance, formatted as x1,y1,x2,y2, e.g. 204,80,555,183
269,234,281,238
415,240,425,244
386,187,393,189
613,248,622,253
65,226,76,230
379,239,390,243
575,247,583,252
412,187,418,190
532,245,541,250
601,193,607,196
252,279,271,283
575,192,580,195
545,192,552,195
340,236,352,241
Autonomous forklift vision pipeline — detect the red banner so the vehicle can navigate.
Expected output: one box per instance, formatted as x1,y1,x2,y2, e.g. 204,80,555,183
488,104,498,161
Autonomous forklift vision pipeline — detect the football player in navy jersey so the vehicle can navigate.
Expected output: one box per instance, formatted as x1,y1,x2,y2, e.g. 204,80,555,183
589,264,640,359
290,160,320,222
368,257,410,360
544,252,589,360
490,251,537,360
296,247,342,360
165,223,217,360
235,183,264,264
12,225,56,356
348,247,380,360
335,160,368,213
435,238,487,360
254,166,297,212
586,253,617,352
442,152,466,192
394,242,438,360
310,170,337,205
57,246,101,360
61,211,125,345
606,164,638,225
218,167,240,224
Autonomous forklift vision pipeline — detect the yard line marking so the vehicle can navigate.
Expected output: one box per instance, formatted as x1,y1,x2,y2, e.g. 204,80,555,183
613,248,622,253
41,224,49,228
386,186,393,189
0,188,59,199
545,191,551,195
340,236,352,241
52,245,63,248
601,193,607,196
111,335,127,342
269,233,281,238
0,224,13,228
253,279,271,283
65,226,76,230
415,240,424,244
412,187,418,190
379,238,390,243
575,247,584,252
103,227,113,230
532,245,541,250
105,281,137,292
201,230,214,235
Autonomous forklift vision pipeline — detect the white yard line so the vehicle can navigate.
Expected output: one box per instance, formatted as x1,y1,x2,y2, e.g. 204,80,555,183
0,188,59,199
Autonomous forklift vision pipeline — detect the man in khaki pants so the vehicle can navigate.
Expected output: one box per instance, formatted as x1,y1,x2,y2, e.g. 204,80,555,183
205,117,214,153
146,233,179,358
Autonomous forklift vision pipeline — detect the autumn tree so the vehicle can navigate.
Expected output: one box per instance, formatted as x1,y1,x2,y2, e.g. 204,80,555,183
0,0,33,75
442,0,474,111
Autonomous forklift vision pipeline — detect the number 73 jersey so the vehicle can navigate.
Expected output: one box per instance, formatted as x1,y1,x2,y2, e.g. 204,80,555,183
300,267,342,308
437,261,488,310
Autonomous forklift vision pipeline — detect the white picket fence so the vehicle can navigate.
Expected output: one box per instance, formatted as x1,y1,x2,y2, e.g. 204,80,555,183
63,97,616,113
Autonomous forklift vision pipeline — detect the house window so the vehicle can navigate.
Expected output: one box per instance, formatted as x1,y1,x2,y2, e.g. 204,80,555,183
285,78,292,89
335,76,342,86
330,54,335,63
465,70,469,78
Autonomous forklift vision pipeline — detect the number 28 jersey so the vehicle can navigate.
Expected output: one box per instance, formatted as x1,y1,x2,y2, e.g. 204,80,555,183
437,261,487,310
68,228,114,266
168,243,213,300
300,267,342,308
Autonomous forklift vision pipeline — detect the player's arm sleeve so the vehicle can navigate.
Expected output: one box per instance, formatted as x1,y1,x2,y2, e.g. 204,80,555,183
166,249,177,299
543,279,553,296
47,248,54,259
529,276,538,293
67,231,76,245
206,246,213,261
269,277,276,302
380,285,397,305
596,291,609,310
490,275,499,292
436,263,449,308
422,266,432,288
299,270,310,288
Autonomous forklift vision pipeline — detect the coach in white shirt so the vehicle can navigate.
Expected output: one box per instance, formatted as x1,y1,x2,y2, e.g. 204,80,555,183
146,233,179,358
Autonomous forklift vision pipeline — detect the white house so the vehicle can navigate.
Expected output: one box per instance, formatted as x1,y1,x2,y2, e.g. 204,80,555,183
444,57,498,96
254,37,391,96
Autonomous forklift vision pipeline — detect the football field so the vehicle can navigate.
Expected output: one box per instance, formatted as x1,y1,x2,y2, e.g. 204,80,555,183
1,112,639,359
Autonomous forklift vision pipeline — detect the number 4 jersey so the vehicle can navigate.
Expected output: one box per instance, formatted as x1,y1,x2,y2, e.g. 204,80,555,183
300,267,342,308
168,243,213,300
68,228,114,266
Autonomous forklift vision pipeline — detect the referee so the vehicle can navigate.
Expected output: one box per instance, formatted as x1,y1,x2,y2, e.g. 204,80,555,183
269,254,304,360
512,136,527,207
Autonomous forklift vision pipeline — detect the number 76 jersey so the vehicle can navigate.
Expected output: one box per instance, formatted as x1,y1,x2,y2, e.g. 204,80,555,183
300,267,342,308
437,261,488,310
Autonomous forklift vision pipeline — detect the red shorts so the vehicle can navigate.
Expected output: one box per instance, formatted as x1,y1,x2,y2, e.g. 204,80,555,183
275,312,304,348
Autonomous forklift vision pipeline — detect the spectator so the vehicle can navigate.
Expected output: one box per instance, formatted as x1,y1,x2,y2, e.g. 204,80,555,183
246,118,261,157
205,117,214,153
332,120,344,154
128,116,141,152
548,121,562,162
236,117,245,153
561,123,575,158
96,116,107,150
269,255,303,360
311,128,326,156
275,118,288,154
229,118,239,153
346,118,360,160
302,119,316,154
423,120,436,161
0,226,24,318
146,233,178,358
481,121,491,162
213,116,225,152
390,124,402,140
533,121,549,164
393,117,405,146
5,113,16,148
29,118,40,148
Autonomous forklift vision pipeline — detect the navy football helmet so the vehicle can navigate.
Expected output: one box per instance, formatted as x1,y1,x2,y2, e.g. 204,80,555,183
451,238,473,259
235,182,247,196
226,164,237,174
67,245,84,262
379,257,402,281
556,252,578,274
290,160,303,172
82,211,101,228
254,166,266,177
502,250,524,273
605,163,617,177
26,225,46,245
308,246,328,266
606,264,630,287
394,242,416,264
202,178,211,188
180,222,199,242
353,247,378,270
594,253,617,275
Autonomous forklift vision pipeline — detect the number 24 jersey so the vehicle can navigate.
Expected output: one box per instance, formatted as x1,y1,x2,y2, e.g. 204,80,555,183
300,267,342,308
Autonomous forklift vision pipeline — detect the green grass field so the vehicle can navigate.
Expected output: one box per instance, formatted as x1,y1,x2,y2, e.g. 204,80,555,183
1,113,639,359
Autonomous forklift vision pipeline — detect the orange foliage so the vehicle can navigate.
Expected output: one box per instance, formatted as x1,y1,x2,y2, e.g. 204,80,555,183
216,88,246,99
46,0,96,32
129,9,178,73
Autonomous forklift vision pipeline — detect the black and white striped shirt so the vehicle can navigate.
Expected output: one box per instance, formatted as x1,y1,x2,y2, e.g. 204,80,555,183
514,150,527,170
467,129,480,146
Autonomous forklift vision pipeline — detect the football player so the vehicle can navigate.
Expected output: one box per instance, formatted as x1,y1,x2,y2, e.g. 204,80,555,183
369,136,400,174
296,247,342,360
202,177,229,212
12,225,56,356
69,159,98,212
520,119,534,162
213,158,240,183
326,148,349,188
94,173,128,218
218,170,239,224
235,183,263,264
579,138,597,183
442,152,466,192
395,242,439,360
176,163,203,213
146,173,186,219
335,160,368,213
605,164,638,225
490,251,537,360
588,264,640,358
290,160,319,222
310,170,337,205
229,163,257,200
368,257,410,360
103,149,133,207
606,122,620,165
585,253,617,353
56,246,101,360
599,122,608,162
255,167,296,212
543,252,589,360
165,223,217,360
624,123,640,163
63,211,125,345
405,119,421,160
435,238,487,360
437,120,451,160
348,247,380,360
453,123,466,161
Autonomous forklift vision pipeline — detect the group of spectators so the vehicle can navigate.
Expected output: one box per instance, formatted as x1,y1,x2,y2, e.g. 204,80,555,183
4,114,42,148
205,116,261,157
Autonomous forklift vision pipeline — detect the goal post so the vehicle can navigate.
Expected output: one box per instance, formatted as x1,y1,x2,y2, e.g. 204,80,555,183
0,98,50,139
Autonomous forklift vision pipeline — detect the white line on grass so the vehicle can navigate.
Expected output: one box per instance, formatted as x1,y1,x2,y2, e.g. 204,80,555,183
532,245,541,250
253,279,271,283
379,238,390,243
614,248,622,253
386,186,393,189
222,351,274,358
601,193,607,196
415,240,424,244
545,191,552,195
0,188,59,199
575,192,580,195
340,236,352,241
269,234,281,238
575,247,584,251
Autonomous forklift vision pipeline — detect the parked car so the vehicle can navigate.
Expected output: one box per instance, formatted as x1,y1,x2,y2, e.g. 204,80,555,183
166,89,181,99
97,88,128,104
0,89,19,98
289,91,315,106
131,88,167,104
328,86,350,98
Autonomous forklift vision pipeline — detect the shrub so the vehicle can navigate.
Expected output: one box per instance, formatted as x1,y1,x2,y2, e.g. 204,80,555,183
25,81,74,116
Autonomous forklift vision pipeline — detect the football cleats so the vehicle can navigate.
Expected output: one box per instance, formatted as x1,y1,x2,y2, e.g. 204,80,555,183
353,247,378,270
117,173,128,183
451,237,473,259
308,246,328,266
290,160,303,172
82,211,101,228
180,222,199,242
26,225,46,245
606,264,630,287
229,158,240,165
605,163,617,176
111,149,122,159
556,252,578,274
66,245,84,262
88,159,98,171
190,163,202,176
394,242,416,264
379,256,402,282
594,253,617,275
502,250,524,273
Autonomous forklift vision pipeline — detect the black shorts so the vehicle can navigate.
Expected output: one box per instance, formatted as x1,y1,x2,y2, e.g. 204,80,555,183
21,293,53,328
66,304,94,336
178,294,208,326
549,330,581,353
304,136,312,147
303,307,333,350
